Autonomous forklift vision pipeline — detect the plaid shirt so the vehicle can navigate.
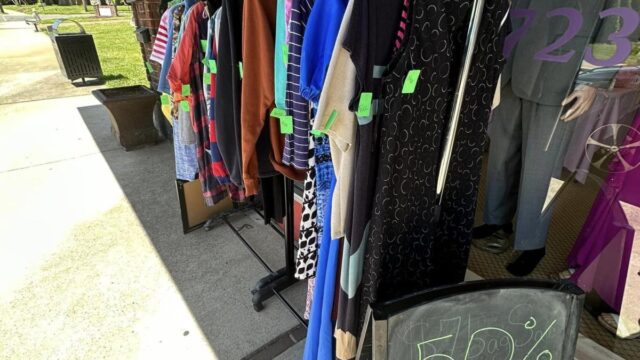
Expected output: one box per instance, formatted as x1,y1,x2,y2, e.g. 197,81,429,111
169,2,243,205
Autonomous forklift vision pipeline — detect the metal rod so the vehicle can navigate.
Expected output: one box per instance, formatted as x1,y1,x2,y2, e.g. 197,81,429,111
283,178,296,276
435,0,486,209
223,217,274,273
273,290,308,328
223,215,307,329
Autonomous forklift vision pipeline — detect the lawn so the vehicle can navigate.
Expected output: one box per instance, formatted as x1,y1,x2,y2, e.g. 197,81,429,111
43,18,147,88
5,4,131,15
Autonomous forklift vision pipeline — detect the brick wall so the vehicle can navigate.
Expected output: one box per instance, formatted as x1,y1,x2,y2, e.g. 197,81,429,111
132,0,161,89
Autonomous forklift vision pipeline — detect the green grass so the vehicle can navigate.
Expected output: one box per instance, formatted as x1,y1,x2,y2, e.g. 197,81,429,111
44,19,147,88
40,16,131,25
5,4,131,15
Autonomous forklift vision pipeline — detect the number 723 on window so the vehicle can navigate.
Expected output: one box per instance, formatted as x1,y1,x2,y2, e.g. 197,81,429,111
503,7,640,67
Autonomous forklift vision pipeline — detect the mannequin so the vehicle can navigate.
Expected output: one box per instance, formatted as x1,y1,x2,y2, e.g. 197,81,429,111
474,0,606,276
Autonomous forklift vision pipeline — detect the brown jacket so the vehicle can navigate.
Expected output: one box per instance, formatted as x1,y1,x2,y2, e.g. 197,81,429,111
240,0,304,196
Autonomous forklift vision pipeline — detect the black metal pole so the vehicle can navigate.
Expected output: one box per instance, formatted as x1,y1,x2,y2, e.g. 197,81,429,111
283,177,296,276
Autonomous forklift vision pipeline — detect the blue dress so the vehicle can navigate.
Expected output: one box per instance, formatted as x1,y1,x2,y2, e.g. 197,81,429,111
304,159,339,360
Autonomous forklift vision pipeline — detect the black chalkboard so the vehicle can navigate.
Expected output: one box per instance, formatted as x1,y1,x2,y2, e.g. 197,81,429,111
357,280,585,360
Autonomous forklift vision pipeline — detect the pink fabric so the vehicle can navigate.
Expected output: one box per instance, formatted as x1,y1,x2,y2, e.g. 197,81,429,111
285,0,293,42
568,110,640,311
150,10,170,64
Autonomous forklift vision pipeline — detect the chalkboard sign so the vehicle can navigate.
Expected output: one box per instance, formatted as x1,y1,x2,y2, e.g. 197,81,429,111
357,280,585,360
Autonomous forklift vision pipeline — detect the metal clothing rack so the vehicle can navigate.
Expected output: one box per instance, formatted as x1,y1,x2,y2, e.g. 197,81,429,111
205,177,307,328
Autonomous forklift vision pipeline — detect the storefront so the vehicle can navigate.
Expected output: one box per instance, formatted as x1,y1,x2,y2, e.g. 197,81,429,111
135,0,640,358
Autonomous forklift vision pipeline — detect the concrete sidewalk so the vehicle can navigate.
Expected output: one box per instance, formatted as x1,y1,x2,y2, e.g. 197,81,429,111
0,12,102,105
0,94,306,359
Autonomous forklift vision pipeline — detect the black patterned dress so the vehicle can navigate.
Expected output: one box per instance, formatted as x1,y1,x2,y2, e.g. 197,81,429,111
360,0,509,318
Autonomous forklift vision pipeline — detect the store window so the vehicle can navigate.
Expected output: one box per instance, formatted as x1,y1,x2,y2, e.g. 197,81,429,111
471,0,640,350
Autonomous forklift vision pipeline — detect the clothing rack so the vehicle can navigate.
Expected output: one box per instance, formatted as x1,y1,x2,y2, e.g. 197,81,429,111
205,177,307,328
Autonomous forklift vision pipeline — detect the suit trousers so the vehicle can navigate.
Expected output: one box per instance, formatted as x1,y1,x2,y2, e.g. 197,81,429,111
484,82,575,251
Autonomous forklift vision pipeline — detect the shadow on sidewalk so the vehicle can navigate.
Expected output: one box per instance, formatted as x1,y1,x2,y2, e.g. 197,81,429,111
76,103,307,359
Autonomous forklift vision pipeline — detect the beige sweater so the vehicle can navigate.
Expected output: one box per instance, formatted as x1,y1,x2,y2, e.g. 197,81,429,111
312,0,355,241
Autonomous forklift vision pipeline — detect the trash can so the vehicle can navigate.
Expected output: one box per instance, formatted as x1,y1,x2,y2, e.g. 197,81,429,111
48,19,103,84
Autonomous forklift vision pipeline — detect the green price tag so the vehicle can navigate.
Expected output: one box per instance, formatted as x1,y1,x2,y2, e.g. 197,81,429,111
356,92,373,117
238,62,244,79
181,84,190,97
280,115,293,134
145,61,153,73
270,108,287,118
311,129,325,137
324,110,338,131
200,39,208,52
208,59,217,73
402,69,421,94
160,94,170,106
282,44,288,65
204,72,211,85
180,100,189,112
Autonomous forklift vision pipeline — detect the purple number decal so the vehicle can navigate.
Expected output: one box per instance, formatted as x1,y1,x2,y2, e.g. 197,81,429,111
534,7,583,63
584,8,640,67
503,8,538,58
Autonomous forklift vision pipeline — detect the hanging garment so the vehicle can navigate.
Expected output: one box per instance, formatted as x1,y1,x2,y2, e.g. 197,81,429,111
309,1,357,357
150,10,170,64
331,0,405,357
295,166,319,280
216,0,245,188
241,0,305,196
165,2,199,181
567,110,640,312
202,8,245,201
240,0,279,196
168,1,233,206
312,0,354,242
360,0,509,325
298,0,348,103
393,0,409,52
282,0,315,170
303,149,338,360
274,0,288,110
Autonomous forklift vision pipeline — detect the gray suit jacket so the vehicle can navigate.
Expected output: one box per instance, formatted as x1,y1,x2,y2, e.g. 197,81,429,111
503,0,606,106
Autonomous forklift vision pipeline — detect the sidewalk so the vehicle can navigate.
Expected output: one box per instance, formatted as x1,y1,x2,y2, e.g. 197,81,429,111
0,12,102,105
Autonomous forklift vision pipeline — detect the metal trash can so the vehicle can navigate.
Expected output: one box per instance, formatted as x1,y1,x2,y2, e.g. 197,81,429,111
48,19,103,84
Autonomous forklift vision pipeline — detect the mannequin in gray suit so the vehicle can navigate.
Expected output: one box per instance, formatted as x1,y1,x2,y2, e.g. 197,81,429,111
474,0,608,275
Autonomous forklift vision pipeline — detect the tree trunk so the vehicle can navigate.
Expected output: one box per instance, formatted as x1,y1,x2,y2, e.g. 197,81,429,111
82,0,88,12
0,2,5,14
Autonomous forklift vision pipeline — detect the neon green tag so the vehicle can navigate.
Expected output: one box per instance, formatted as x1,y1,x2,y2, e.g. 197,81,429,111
311,129,325,137
282,44,288,65
200,39,208,52
180,100,189,112
145,61,153,73
280,115,293,134
324,110,338,130
270,108,287,118
356,92,373,117
181,84,190,97
402,69,421,94
238,62,244,79
160,94,170,106
204,72,211,85
208,59,217,73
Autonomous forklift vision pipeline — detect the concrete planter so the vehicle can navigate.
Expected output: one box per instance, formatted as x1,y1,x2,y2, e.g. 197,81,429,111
92,85,161,151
